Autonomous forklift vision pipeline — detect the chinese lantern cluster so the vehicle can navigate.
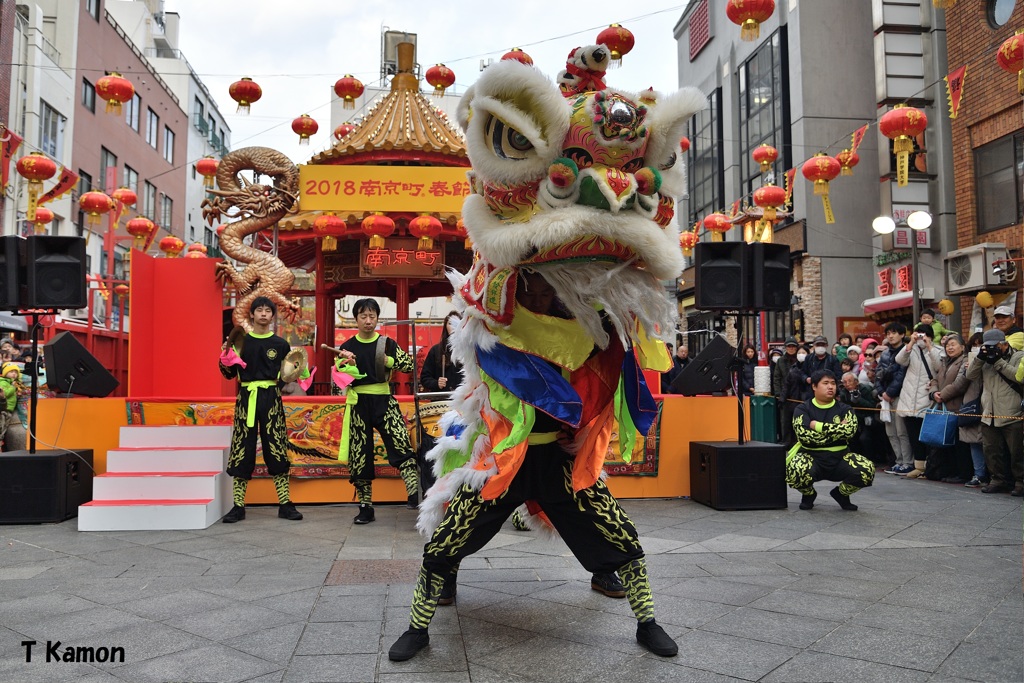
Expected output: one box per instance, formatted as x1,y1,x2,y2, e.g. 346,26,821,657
126,216,155,249
15,152,57,221
159,235,185,258
801,153,842,224
703,212,732,242
836,149,859,176
879,104,927,187
679,230,699,257
79,190,114,226
361,212,395,249
752,183,787,241
313,213,345,252
409,214,442,250
751,144,778,173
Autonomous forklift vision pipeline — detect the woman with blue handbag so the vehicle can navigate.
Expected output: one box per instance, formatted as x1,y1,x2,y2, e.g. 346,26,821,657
896,324,942,478
928,334,976,483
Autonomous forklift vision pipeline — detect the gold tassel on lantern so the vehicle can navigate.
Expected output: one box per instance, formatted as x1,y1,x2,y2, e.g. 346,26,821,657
369,235,385,249
417,236,434,250
741,19,761,42
323,235,337,251
25,180,42,222
893,134,913,187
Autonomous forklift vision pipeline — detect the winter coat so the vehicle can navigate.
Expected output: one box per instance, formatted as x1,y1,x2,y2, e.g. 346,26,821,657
950,352,983,444
895,342,941,416
874,342,908,401
783,365,807,404
739,357,757,396
966,346,1024,428
773,352,799,400
419,344,464,393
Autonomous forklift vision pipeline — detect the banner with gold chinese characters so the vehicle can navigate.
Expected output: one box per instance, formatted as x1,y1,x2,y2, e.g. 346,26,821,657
298,165,471,213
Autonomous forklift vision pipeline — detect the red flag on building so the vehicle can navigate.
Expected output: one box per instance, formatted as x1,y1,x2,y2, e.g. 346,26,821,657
37,166,79,206
945,65,967,119
783,167,797,205
850,124,870,154
1,127,24,191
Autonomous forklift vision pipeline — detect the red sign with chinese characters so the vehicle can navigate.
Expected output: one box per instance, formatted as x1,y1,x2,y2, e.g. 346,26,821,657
896,264,912,292
359,237,446,279
877,268,894,296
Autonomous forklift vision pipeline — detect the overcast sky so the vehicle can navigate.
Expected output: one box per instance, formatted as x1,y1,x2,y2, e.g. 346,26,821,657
162,0,690,163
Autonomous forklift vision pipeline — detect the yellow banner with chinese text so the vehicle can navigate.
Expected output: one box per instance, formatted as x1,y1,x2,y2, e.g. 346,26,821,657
298,165,471,213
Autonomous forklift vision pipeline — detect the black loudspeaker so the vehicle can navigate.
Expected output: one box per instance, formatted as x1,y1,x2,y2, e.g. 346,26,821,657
43,331,119,397
695,242,748,310
750,243,792,311
0,450,93,523
23,235,87,309
671,334,736,395
689,441,787,510
0,235,20,309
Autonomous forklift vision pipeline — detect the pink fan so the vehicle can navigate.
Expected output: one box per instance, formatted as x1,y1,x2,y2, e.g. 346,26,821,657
219,347,247,369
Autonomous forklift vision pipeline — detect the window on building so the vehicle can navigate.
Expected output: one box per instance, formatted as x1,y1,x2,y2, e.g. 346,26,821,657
81,79,95,113
143,181,157,220
125,93,140,131
194,97,204,121
160,194,173,228
163,126,174,163
146,109,159,148
988,0,1017,27
85,0,99,21
738,29,790,199
100,147,118,193
38,100,65,158
686,88,723,239
77,170,92,195
975,133,1024,233
123,165,138,194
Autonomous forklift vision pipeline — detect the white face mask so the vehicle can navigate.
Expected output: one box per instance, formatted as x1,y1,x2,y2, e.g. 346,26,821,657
814,346,827,356
796,352,808,362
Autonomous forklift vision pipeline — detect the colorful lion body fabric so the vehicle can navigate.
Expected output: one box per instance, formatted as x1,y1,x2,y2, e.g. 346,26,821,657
417,50,704,535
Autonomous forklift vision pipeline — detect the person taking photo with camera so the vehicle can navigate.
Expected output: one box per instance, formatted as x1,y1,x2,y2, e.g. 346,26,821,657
967,329,1024,495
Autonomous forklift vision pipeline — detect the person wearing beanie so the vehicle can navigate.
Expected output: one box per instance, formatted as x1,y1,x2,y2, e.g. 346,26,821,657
0,363,21,448
846,345,863,375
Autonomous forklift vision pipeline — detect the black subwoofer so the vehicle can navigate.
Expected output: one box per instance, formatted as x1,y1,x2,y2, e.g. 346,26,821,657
0,450,93,523
689,441,787,510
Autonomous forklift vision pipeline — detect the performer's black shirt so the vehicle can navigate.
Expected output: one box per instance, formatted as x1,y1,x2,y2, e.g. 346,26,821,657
793,398,858,450
339,333,413,387
221,332,290,383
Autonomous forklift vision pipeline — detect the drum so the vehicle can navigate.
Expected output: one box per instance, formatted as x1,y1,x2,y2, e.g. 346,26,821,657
416,400,453,440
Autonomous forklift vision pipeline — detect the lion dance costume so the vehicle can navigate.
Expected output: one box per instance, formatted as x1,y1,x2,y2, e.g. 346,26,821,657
388,46,703,661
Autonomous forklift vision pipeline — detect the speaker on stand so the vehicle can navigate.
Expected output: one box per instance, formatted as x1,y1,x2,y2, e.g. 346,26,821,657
0,235,21,309
21,235,87,309
43,332,119,398
694,242,749,311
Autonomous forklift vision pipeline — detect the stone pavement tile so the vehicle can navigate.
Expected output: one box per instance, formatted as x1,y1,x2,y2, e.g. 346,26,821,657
660,576,774,606
242,671,284,683
77,545,214,569
253,586,322,618
852,603,985,641
295,621,383,654
379,671,471,682
0,543,64,566
702,606,840,648
0,592,97,623
458,614,546,659
336,546,396,560
762,651,931,682
462,594,603,633
783,574,900,601
480,555,576,570
163,603,301,641
466,662,533,682
17,604,150,642
222,622,304,664
376,634,467,677
383,603,462,636
964,617,1024,648
642,527,718,544
668,520,754,540
11,532,138,557
671,629,799,680
778,532,880,550
635,536,694,554
455,567,544,583
203,555,330,577
528,579,634,617
717,574,803,589
436,584,514,612
382,582,415,608
113,643,280,683
0,657,119,683
534,566,599,582
319,582,392,597
639,593,735,629
738,524,826,542
80,620,209,666
471,579,568,597
62,574,242,605
613,655,741,683
0,565,50,580
466,632,635,683
201,573,329,601
880,582,1003,617
102,529,202,546
970,527,1024,543
811,624,957,672
696,533,791,553
642,554,715,578
692,557,795,577
990,592,1024,623
543,608,689,654
180,541,282,562
116,587,238,620
309,593,387,623
935,641,1024,683
891,523,984,545
151,534,236,555
746,588,873,621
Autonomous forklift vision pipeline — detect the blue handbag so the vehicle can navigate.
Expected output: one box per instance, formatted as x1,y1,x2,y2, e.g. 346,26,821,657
919,404,958,447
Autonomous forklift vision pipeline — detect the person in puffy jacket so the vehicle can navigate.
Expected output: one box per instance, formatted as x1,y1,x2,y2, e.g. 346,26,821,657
895,324,942,479
875,322,912,474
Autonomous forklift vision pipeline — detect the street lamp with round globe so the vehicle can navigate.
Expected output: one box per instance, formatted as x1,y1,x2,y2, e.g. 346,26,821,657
906,210,932,230
872,216,896,234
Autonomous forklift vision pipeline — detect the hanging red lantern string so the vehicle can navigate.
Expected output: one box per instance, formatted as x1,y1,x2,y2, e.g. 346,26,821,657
334,75,365,110
997,30,1024,95
313,213,345,252
835,148,860,176
501,48,534,65
726,0,776,42
703,212,732,242
79,190,114,227
333,123,355,141
425,64,456,97
159,235,185,258
96,72,134,115
879,104,927,187
113,283,129,297
291,114,318,145
409,214,443,250
196,156,219,188
595,24,635,68
801,153,841,224
31,206,53,234
16,152,58,222
228,77,262,115
126,217,155,250
361,212,395,249
753,183,787,241
188,243,207,254
679,230,699,257
751,143,778,173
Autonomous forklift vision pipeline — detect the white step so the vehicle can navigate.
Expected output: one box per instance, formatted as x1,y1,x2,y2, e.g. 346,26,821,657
118,425,232,449
93,471,229,500
78,497,231,531
106,447,229,473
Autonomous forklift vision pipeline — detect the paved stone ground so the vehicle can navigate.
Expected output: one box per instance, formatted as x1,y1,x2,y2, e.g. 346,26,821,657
0,472,1021,683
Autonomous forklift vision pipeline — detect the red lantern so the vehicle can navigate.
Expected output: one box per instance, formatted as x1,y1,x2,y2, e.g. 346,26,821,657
361,212,395,249
408,214,443,250
31,206,54,234
726,0,776,42
16,153,58,222
313,213,345,252
334,123,355,141
188,243,207,254
595,24,635,67
836,149,860,176
753,184,787,222
334,75,364,110
159,235,185,258
679,231,699,257
703,212,732,242
997,31,1024,95
679,136,691,154
291,114,318,145
111,186,137,208
228,77,262,115
79,190,113,226
879,105,927,187
184,249,206,259
196,156,219,188
501,48,534,65
455,218,472,249
113,283,129,297
425,64,456,97
95,72,134,115
801,153,842,224
126,216,155,249
751,143,778,173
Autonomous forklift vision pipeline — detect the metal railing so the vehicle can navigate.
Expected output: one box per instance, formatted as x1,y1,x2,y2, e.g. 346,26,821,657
39,35,60,64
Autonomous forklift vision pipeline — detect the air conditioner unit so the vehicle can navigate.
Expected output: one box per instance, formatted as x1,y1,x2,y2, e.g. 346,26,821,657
944,243,1009,294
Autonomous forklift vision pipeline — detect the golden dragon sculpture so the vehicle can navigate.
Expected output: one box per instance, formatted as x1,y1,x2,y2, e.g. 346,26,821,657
201,146,300,329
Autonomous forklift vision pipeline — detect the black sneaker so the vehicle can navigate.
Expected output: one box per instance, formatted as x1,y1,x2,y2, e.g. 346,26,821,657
407,492,419,510
278,502,303,520
437,573,457,606
829,487,858,511
799,491,817,510
222,505,245,523
388,627,429,661
354,504,375,524
636,620,677,657
591,572,626,598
